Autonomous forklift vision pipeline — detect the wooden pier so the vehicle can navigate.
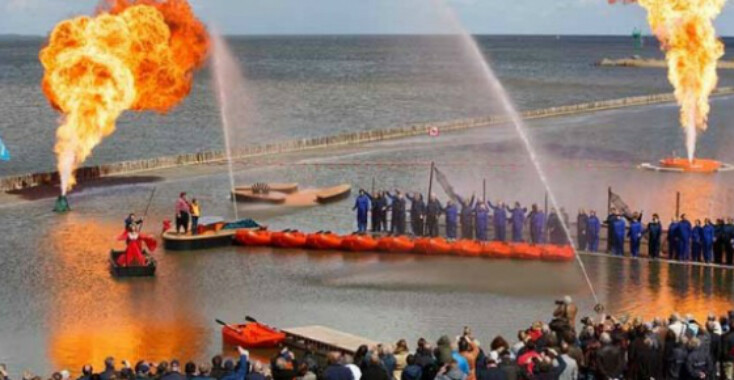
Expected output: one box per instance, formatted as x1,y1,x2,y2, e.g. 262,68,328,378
282,325,379,355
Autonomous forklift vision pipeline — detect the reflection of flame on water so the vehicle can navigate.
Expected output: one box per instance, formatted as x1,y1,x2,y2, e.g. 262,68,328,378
46,215,208,372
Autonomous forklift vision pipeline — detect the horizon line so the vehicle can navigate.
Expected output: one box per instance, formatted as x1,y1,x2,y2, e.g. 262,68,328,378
4,32,734,38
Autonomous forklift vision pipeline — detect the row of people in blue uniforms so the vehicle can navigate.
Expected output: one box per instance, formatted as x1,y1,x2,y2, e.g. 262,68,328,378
353,189,567,244
579,207,734,265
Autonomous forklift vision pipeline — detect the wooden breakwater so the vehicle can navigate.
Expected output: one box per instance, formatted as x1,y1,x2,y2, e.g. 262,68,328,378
3,87,734,192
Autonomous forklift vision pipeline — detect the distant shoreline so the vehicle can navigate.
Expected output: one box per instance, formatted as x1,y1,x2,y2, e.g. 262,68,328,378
597,57,734,69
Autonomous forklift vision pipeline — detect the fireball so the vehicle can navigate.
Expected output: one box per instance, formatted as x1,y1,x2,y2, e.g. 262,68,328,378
40,0,209,194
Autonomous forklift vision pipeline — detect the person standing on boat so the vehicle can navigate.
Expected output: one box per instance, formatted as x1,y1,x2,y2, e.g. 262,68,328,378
190,198,201,235
125,213,142,231
627,214,643,257
676,214,692,261
444,200,459,240
487,200,507,242
175,192,191,234
586,210,601,252
577,209,588,251
611,212,626,256
725,218,734,265
364,190,385,233
117,223,156,267
507,202,527,242
547,209,566,245
714,219,725,264
425,194,443,238
692,219,703,262
668,217,679,260
475,202,490,242
604,208,618,253
528,204,545,244
353,190,371,233
646,214,662,259
387,190,407,236
458,194,475,240
407,193,426,237
703,218,715,263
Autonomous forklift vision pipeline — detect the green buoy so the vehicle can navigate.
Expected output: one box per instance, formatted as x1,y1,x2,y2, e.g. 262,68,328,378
53,195,71,213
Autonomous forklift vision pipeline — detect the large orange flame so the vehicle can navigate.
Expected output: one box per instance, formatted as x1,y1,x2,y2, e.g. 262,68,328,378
610,0,726,161
40,0,209,194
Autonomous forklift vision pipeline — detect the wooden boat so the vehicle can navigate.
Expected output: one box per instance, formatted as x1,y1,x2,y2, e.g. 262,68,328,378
231,189,287,204
109,250,156,277
221,322,286,348
162,229,239,251
315,184,352,204
234,229,272,246
426,238,453,255
341,234,378,252
235,183,299,194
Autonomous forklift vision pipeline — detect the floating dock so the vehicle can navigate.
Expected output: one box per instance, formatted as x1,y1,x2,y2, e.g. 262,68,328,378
282,325,379,355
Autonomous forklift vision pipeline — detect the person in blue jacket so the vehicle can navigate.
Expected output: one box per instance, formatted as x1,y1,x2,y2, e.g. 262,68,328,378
444,200,459,240
507,202,527,242
586,210,601,252
221,347,248,380
386,190,407,235
612,212,626,256
487,200,508,242
353,190,371,233
646,214,662,259
475,201,490,241
692,219,703,262
676,214,692,261
605,209,618,253
667,217,679,260
458,194,475,240
364,190,386,233
702,218,715,263
627,213,643,257
528,204,545,244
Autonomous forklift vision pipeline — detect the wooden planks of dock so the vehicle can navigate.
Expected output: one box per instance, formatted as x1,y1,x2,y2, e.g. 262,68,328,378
282,325,379,355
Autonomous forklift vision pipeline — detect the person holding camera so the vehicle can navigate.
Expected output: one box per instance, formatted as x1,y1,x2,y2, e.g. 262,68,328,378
550,296,578,337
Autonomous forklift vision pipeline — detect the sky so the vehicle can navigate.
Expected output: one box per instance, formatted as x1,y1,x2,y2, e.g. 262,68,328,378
2,0,734,36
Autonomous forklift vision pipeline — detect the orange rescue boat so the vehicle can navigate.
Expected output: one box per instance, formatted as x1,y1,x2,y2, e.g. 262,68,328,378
272,231,307,249
341,234,379,252
234,229,272,246
426,238,453,255
453,240,482,256
220,321,286,348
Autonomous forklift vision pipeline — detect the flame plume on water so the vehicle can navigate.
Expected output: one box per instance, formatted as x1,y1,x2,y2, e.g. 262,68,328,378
40,0,209,194
610,0,726,161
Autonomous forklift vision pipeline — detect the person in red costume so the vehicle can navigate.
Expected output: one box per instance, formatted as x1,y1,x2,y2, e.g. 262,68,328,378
117,224,157,267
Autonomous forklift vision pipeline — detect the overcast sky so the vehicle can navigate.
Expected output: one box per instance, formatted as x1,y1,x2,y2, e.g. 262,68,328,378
3,0,734,37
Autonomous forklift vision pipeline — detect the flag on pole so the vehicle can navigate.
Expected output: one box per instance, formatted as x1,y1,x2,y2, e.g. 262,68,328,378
433,165,459,202
609,189,635,219
0,136,9,161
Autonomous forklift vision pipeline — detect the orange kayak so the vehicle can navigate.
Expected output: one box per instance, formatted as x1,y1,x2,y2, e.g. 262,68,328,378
341,234,379,252
272,231,307,248
542,245,575,262
313,233,343,250
512,242,542,260
482,241,512,258
426,238,453,255
234,229,272,246
412,237,430,255
221,322,286,348
453,240,482,256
